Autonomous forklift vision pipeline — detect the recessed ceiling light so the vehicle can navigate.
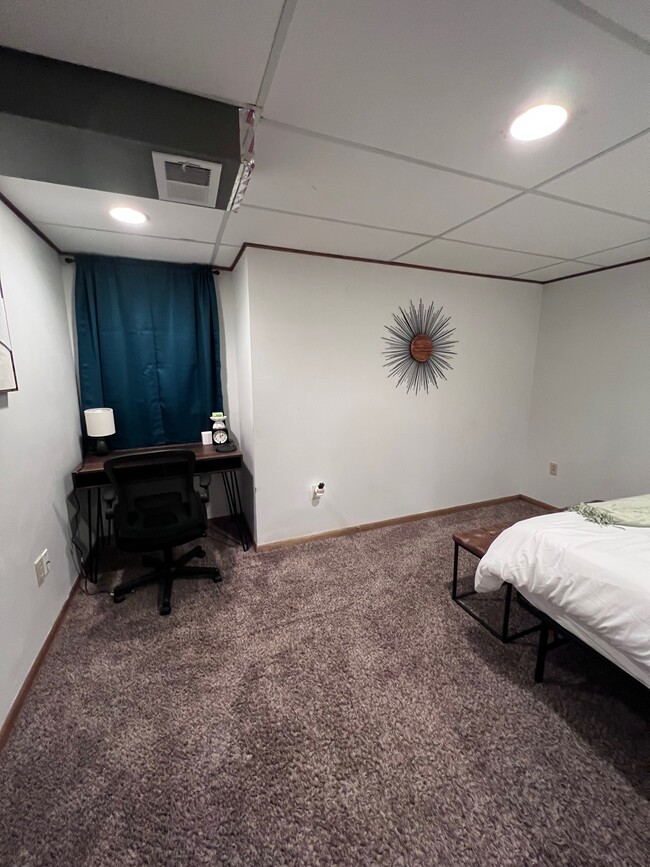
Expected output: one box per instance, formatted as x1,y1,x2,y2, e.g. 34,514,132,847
510,104,569,142
109,206,148,224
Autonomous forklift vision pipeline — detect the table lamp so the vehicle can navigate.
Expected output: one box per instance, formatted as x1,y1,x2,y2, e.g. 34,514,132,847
84,407,115,455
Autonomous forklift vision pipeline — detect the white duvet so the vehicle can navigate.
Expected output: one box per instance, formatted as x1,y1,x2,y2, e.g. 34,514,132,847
475,512,650,683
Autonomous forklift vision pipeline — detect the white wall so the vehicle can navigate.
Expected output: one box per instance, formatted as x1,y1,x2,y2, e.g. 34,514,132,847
243,248,542,545
525,261,650,506
0,203,81,728
221,257,256,537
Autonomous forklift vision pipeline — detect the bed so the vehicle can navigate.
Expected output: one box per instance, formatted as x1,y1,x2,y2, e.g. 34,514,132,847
474,510,650,687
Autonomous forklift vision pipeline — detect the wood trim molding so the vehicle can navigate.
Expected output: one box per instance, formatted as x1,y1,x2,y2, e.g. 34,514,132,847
2,188,646,287
221,242,545,284
223,243,649,285
255,494,559,551
0,577,80,753
0,191,62,255
518,493,560,511
541,255,650,284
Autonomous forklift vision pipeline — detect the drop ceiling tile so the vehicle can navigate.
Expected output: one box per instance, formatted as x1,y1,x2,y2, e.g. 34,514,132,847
447,194,650,259
42,224,215,264
514,260,599,281
0,0,285,104
213,244,240,267
265,0,650,187
222,207,425,260
577,236,650,266
539,134,650,219
579,1,650,39
246,123,516,236
396,239,561,277
0,177,225,243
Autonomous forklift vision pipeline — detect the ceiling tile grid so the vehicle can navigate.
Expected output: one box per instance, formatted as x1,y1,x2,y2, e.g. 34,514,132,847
221,206,426,261
513,259,602,281
43,224,216,264
264,0,650,188
575,236,650,266
0,176,226,242
394,238,562,277
213,244,240,268
445,194,650,260
538,132,650,220
245,122,518,237
0,0,285,105
1,0,649,276
575,0,650,41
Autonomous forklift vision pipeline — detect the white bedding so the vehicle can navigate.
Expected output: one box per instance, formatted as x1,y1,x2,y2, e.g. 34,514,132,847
474,512,650,686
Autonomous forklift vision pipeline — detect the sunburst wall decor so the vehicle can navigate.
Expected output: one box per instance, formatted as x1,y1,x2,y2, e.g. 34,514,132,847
382,299,457,394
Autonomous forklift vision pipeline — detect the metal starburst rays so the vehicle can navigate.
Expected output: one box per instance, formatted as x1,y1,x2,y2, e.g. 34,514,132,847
382,298,458,394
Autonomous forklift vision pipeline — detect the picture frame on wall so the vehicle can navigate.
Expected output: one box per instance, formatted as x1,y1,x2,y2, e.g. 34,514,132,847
0,279,18,393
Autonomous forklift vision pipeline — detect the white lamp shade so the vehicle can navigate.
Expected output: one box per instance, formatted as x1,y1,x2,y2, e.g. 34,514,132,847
84,407,116,437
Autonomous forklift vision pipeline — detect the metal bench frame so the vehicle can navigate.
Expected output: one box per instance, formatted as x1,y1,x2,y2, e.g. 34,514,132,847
452,540,541,643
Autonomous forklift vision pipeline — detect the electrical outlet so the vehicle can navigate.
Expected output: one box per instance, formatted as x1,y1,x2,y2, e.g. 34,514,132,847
34,549,50,585
549,463,558,477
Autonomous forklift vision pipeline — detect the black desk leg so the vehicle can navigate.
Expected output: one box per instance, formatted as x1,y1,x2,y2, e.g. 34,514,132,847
85,487,105,583
501,582,513,642
221,471,249,552
452,543,459,599
535,622,550,682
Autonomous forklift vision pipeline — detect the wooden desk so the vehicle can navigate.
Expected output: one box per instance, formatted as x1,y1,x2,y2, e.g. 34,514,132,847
72,442,243,488
72,443,249,578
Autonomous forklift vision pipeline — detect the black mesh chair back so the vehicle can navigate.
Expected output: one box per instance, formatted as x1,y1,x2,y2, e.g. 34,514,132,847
104,449,221,615
105,450,206,551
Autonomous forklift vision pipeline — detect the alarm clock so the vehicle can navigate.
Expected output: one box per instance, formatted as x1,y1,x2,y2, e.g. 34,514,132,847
210,413,237,452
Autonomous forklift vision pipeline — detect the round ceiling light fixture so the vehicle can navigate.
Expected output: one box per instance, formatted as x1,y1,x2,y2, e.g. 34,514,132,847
109,206,148,225
510,104,569,141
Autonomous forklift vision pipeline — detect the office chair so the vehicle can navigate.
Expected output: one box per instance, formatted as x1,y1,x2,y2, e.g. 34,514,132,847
105,449,221,615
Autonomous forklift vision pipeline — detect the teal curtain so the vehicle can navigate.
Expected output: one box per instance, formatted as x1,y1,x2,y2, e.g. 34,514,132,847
75,255,223,450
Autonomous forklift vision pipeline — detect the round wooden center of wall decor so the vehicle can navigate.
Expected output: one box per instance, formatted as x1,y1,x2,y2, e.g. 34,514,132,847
410,333,433,363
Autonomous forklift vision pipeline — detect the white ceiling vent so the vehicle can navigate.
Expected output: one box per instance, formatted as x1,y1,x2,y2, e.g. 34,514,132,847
152,152,222,207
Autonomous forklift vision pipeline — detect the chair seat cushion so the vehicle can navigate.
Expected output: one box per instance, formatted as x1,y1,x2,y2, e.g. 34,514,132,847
452,522,514,559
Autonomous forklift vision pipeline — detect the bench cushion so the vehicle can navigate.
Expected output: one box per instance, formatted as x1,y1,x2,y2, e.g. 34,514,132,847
452,522,514,559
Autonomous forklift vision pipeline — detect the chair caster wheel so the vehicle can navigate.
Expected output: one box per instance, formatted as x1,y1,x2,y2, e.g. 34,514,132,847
212,574,221,583
196,548,206,558
113,593,125,604
160,605,171,616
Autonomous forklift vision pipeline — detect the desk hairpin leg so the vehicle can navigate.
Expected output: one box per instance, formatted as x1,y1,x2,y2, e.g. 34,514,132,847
221,471,249,552
85,487,106,583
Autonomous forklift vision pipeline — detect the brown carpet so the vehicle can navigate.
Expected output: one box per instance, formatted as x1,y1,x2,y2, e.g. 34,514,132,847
1,501,648,866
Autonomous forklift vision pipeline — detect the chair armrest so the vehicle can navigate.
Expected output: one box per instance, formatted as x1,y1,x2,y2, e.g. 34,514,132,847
102,486,117,519
198,474,211,503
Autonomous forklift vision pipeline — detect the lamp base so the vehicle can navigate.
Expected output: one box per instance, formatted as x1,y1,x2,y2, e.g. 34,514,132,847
94,437,111,456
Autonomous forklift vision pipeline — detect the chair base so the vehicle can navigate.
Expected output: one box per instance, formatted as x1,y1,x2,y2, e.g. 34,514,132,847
112,546,221,615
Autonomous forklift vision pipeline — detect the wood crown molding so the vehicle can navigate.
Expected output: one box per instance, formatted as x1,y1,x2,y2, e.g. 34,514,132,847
0,191,62,255
1,191,645,286
222,243,649,286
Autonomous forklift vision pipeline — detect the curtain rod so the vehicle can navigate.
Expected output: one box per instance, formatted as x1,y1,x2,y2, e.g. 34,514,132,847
62,255,220,275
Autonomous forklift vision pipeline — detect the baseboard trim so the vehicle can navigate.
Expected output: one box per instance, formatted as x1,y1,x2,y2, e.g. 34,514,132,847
518,493,560,511
0,576,80,754
255,494,556,552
